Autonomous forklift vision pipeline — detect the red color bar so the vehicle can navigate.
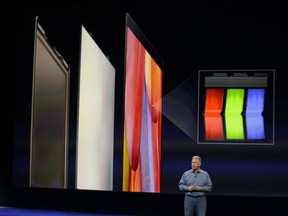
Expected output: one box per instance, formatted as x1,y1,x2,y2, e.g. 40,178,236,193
204,89,224,139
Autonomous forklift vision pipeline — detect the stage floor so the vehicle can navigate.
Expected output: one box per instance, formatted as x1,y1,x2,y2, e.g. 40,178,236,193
0,207,135,216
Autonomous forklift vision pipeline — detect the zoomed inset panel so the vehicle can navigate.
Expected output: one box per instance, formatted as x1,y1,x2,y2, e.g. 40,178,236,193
198,70,275,145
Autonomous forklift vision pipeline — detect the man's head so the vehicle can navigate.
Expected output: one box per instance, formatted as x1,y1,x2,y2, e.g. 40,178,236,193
191,155,201,171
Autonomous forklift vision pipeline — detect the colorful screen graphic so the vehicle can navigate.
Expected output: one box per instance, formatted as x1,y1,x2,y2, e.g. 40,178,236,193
122,14,163,192
198,70,274,145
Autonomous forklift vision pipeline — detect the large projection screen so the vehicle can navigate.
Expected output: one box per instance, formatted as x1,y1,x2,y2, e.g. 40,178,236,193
12,10,288,200
122,14,163,193
30,17,70,188
76,25,116,190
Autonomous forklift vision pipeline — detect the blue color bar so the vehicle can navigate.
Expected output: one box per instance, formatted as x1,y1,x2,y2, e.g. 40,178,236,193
245,89,265,115
245,88,265,139
246,115,265,139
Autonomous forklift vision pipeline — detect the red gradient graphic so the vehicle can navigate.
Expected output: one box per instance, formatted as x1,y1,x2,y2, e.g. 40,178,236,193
204,88,224,139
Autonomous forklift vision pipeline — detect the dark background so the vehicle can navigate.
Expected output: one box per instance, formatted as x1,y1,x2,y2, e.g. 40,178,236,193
2,2,288,215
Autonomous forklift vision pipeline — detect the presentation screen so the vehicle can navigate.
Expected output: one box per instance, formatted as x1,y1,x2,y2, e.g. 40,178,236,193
12,12,288,198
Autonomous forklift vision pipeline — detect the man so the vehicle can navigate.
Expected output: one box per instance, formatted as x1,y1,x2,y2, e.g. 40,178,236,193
179,155,212,216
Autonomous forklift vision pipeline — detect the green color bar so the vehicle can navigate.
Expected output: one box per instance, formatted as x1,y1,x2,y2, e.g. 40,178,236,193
225,115,245,139
225,89,245,114
225,89,245,139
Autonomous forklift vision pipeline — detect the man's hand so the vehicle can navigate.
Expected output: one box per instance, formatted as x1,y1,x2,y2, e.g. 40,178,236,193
188,186,202,191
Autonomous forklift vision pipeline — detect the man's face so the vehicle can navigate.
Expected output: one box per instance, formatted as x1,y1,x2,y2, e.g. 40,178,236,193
191,158,201,171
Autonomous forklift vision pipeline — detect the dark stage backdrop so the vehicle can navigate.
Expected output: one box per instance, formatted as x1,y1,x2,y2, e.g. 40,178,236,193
3,2,288,216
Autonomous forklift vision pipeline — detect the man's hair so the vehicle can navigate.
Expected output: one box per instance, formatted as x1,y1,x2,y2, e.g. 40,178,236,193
192,155,202,163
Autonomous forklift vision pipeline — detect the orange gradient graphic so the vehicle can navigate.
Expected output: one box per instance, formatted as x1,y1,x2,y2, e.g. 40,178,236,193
123,27,162,192
204,88,224,139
